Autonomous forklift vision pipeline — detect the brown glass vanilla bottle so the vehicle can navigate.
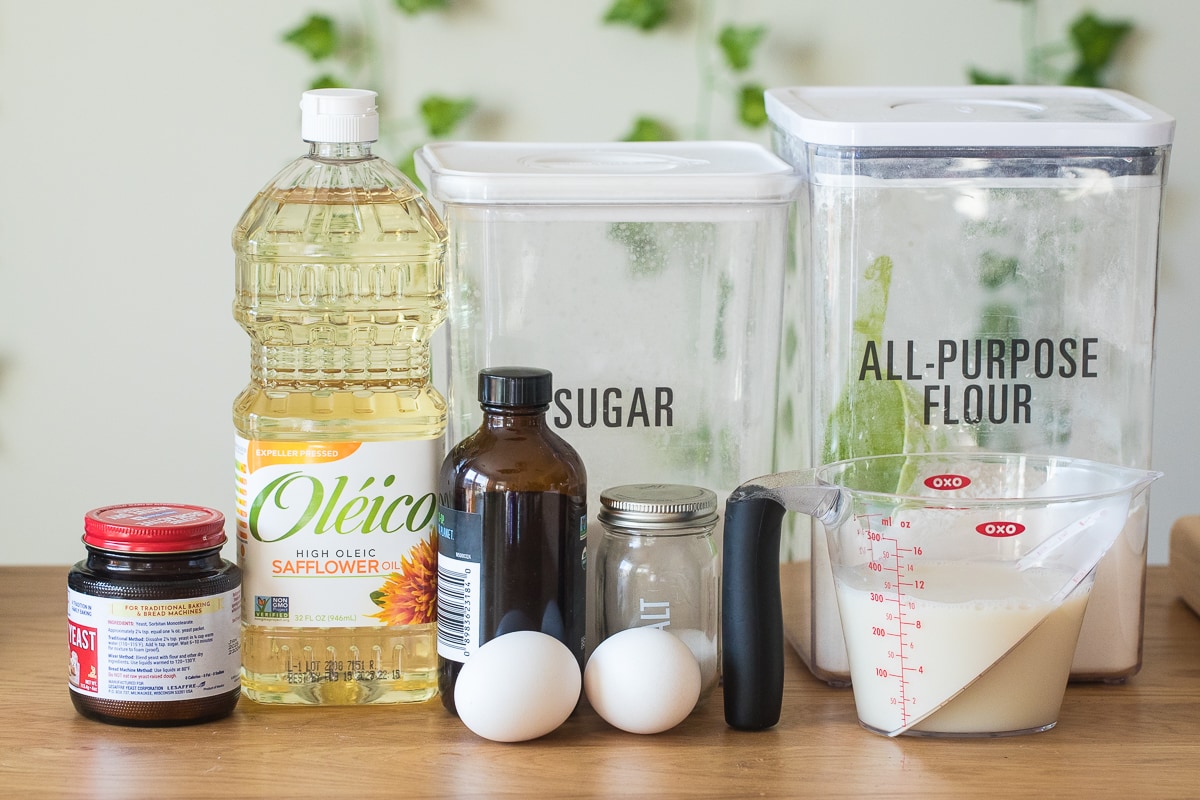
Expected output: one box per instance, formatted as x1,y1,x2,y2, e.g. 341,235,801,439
436,367,587,714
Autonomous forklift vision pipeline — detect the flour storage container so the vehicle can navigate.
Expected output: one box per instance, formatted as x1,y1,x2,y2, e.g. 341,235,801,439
766,86,1174,683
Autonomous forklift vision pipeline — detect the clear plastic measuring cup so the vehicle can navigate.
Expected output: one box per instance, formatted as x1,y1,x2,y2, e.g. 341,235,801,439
721,452,1160,736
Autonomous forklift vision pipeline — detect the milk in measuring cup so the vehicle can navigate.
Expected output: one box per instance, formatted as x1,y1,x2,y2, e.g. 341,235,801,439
835,562,1090,736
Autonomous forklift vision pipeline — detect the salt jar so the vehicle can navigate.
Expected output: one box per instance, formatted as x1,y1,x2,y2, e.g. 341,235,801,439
595,484,720,697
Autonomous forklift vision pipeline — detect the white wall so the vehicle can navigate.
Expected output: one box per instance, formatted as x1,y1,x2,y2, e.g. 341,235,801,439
0,0,1195,564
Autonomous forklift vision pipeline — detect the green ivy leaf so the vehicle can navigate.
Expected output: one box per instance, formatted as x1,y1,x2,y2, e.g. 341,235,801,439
718,25,766,72
1070,12,1132,69
283,14,338,61
1063,12,1132,86
420,95,475,137
853,254,892,339
609,222,664,275
1061,65,1100,87
968,67,1014,85
977,301,1023,342
393,0,449,14
978,251,1020,290
622,116,674,141
737,83,768,128
309,74,344,90
823,255,943,492
603,0,670,32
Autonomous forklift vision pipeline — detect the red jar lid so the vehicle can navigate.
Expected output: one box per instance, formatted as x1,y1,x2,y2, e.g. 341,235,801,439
83,503,227,553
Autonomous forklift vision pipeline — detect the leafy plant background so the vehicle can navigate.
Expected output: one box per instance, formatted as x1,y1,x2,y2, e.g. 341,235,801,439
281,0,1135,179
5,0,1194,571
968,0,1131,86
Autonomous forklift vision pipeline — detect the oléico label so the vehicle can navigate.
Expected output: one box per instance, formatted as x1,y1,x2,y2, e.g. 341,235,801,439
67,588,241,701
234,437,442,629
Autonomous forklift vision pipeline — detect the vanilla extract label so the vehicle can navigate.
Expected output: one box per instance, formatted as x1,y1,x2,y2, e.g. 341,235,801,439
855,336,1100,426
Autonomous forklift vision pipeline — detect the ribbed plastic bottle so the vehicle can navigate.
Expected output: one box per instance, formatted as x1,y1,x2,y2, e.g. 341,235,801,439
232,88,447,705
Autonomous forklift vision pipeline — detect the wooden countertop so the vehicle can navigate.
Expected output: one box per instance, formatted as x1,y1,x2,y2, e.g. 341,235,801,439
3,565,1198,798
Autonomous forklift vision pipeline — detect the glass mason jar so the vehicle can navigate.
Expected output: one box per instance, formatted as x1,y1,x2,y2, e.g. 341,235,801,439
595,484,720,698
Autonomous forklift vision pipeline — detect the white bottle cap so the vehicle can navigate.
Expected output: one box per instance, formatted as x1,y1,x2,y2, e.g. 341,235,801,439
300,88,379,143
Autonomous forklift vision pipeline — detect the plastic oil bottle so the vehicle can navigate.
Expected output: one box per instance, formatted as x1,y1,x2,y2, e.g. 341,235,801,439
232,89,447,705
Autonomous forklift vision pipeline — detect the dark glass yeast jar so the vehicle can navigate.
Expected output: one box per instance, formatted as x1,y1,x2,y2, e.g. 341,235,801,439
68,503,242,726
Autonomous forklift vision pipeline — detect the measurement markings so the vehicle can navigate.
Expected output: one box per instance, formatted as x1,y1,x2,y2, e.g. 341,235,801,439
886,534,912,726
860,517,922,730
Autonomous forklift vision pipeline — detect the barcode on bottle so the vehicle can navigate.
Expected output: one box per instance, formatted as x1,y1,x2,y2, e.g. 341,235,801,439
436,557,478,661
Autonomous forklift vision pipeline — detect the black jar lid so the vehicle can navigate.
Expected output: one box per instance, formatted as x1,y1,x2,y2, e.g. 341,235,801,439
479,366,553,407
83,504,227,553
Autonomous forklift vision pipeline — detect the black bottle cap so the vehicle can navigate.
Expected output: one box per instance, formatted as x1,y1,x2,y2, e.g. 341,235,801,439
479,367,553,408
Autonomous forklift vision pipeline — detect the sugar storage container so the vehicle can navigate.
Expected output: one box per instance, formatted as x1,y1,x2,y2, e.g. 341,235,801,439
416,142,797,518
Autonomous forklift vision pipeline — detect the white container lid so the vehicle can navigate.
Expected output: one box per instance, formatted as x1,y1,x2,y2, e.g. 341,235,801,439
415,141,798,205
765,86,1175,148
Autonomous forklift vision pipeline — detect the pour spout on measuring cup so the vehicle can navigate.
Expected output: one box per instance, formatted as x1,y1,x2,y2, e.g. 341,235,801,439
722,470,844,730
1016,467,1161,606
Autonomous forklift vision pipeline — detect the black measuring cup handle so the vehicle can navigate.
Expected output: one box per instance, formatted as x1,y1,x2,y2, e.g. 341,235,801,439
722,471,841,731
722,489,787,730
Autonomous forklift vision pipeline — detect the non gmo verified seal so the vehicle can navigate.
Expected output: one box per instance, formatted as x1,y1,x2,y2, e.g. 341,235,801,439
254,595,290,619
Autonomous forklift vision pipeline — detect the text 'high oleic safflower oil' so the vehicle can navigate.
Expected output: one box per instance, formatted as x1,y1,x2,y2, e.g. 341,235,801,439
232,89,447,705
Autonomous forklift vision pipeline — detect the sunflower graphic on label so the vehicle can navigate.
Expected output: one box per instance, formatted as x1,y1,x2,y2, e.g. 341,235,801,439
368,535,438,625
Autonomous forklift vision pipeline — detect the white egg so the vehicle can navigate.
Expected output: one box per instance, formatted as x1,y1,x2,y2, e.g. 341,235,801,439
453,630,581,743
584,627,702,734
